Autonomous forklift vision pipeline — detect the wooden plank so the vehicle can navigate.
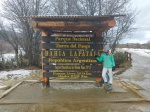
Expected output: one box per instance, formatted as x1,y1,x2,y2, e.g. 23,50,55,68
0,81,23,99
38,21,65,27
49,80,95,83
42,36,103,42
120,81,148,100
127,82,144,90
43,72,101,78
43,65,102,71
43,50,103,57
115,81,128,90
43,58,99,64
41,26,102,31
0,98,147,104
52,30,92,33
52,33,93,36
37,21,103,27
111,85,127,93
0,85,11,90
42,43,103,49
23,80,41,83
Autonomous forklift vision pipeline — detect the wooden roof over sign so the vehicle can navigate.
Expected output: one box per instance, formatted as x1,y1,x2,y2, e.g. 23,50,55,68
19,15,125,32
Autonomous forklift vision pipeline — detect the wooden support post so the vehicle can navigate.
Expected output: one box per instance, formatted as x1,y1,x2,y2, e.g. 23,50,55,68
94,30,103,87
42,31,50,87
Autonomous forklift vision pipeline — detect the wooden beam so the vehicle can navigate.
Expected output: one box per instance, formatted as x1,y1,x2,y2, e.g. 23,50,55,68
38,22,103,27
30,21,104,28
108,20,116,27
101,19,116,27
42,31,50,87
29,20,37,27
46,27,102,31
38,22,65,27
0,98,147,104
52,32,93,37
30,19,116,32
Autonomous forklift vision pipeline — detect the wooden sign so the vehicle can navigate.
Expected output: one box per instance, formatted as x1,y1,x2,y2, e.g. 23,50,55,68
43,50,102,57
43,58,100,64
43,65,102,71
42,43,103,49
42,36,103,42
43,72,102,78
42,35,103,78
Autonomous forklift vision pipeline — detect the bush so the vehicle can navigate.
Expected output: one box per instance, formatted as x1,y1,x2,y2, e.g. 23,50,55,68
114,51,127,67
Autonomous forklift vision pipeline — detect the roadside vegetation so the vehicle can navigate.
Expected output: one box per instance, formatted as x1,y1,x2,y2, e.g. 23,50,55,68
113,51,132,76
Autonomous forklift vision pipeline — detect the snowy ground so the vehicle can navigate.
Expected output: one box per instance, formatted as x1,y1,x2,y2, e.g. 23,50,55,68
0,48,25,61
118,49,150,98
118,48,150,58
0,53,15,61
0,69,35,82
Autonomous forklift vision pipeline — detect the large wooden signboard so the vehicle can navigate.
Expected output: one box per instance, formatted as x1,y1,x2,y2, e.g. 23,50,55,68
42,36,103,78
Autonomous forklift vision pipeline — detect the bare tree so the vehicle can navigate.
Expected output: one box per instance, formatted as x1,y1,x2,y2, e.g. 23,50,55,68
0,0,51,66
0,22,20,66
49,0,78,15
49,0,136,52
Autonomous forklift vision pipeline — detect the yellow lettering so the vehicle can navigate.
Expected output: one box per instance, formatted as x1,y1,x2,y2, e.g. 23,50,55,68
62,51,66,56
70,51,73,56
81,51,85,56
85,51,89,56
74,51,77,56
55,37,71,42
54,51,58,56
90,51,93,56
78,44,90,49
44,51,48,56
56,44,69,48
49,51,53,56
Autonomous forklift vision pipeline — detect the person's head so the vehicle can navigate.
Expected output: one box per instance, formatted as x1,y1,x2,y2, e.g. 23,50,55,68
103,45,110,53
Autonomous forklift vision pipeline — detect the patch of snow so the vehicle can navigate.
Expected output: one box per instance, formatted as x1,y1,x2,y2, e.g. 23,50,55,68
0,48,25,62
144,74,150,79
18,48,25,55
121,48,150,58
0,69,34,81
0,53,15,61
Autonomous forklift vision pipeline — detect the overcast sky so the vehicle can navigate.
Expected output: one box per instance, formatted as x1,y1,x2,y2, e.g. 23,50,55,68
122,0,150,44
0,0,150,44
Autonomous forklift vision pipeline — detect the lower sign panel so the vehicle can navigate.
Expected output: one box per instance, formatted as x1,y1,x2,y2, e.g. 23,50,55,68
43,65,102,71
43,72,102,78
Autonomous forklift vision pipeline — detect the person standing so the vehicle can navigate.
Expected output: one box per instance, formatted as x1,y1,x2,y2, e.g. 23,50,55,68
95,45,115,90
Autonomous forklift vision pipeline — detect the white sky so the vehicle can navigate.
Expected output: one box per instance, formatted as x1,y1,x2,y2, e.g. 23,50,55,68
122,0,150,44
0,0,150,44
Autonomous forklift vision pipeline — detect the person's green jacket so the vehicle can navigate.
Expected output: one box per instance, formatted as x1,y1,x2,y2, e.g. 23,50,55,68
96,53,115,68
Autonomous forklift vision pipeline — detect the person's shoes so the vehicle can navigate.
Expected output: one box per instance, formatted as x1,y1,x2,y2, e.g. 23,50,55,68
104,82,108,90
107,84,112,90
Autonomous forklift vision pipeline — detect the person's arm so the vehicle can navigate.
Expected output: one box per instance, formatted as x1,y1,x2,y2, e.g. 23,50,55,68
96,53,103,62
111,54,115,67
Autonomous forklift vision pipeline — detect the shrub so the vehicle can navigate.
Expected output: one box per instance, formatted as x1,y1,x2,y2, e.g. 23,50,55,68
114,51,127,67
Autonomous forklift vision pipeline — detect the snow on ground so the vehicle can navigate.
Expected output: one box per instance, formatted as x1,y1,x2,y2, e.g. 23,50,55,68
0,53,15,61
0,48,25,61
0,69,34,81
121,48,150,58
119,48,150,91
